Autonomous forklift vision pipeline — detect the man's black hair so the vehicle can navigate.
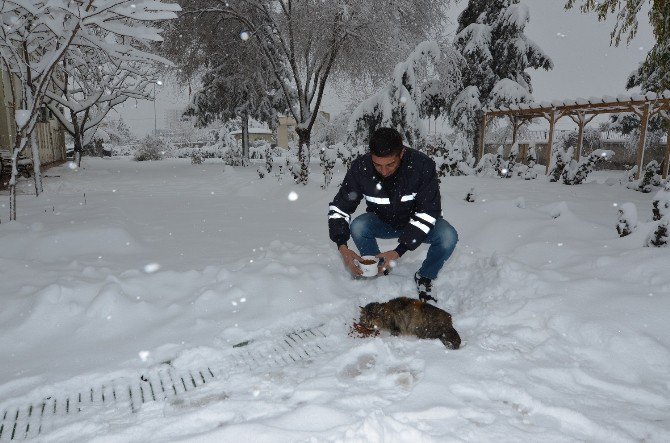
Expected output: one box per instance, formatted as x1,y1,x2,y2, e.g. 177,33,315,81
369,127,404,157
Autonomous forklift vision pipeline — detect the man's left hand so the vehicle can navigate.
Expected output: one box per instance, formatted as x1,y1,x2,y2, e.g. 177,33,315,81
376,250,400,275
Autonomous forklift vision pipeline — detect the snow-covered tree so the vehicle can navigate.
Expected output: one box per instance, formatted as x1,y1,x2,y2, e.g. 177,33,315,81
452,0,553,153
562,149,614,185
502,142,520,178
616,202,637,237
349,41,462,149
103,117,133,145
171,0,450,184
567,1,669,92
0,0,178,219
167,11,287,164
521,145,538,180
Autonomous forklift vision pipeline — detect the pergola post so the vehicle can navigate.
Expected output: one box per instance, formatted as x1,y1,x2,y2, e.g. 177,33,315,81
635,104,651,180
663,118,670,179
545,110,556,174
576,116,585,161
478,112,487,160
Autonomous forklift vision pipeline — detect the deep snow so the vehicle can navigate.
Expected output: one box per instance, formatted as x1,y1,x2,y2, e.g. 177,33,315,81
0,158,669,442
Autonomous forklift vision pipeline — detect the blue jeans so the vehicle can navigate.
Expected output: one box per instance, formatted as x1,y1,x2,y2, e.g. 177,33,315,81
349,213,458,280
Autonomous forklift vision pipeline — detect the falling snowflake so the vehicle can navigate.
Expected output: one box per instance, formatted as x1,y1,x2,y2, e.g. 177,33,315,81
144,263,161,273
240,30,251,41
139,351,150,361
288,191,299,201
376,182,382,191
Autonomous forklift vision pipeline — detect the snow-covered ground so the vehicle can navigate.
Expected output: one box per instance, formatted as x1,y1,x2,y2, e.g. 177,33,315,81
1,158,669,442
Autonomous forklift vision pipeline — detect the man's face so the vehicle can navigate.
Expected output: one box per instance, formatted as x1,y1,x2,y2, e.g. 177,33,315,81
371,148,404,178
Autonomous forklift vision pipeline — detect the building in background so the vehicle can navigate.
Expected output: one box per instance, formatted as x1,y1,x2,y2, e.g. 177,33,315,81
0,70,66,166
276,111,330,149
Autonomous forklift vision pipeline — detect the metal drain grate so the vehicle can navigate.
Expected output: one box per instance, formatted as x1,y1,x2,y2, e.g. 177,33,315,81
0,325,329,441
0,365,217,441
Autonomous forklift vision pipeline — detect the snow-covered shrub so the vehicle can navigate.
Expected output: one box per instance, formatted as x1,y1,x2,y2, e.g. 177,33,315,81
647,183,670,247
319,143,336,189
191,152,204,164
548,146,573,182
433,134,474,178
627,160,662,193
647,218,669,247
561,149,614,185
464,187,476,202
616,202,637,237
257,146,276,179
502,142,521,178
475,153,498,177
521,146,538,180
287,143,309,185
134,136,164,161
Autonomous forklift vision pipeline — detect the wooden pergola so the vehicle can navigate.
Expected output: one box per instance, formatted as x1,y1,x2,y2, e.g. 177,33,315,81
480,92,670,179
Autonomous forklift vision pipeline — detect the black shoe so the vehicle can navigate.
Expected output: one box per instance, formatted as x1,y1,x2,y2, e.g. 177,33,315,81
414,272,437,303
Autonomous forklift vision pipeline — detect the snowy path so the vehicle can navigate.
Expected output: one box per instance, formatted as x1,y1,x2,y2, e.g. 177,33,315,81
1,159,669,441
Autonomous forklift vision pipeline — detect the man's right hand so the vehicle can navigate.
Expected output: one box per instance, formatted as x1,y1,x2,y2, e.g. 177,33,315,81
338,245,363,277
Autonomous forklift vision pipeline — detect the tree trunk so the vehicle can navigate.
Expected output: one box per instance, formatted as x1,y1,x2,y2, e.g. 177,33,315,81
296,127,310,161
71,110,83,167
474,110,485,162
241,112,250,164
30,132,43,195
295,127,311,185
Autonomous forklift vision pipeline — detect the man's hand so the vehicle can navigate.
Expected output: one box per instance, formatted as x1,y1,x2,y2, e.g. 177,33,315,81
376,250,400,275
339,245,364,276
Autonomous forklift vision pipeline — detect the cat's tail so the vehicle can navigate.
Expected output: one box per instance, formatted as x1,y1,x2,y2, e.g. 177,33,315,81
440,328,461,350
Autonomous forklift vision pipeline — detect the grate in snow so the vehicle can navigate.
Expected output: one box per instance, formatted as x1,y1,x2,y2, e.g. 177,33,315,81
0,324,328,441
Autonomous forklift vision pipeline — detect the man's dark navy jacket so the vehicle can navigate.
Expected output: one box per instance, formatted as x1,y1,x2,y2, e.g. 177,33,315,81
328,148,442,255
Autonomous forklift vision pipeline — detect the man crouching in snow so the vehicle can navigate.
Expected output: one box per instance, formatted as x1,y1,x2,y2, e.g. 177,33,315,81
328,127,459,303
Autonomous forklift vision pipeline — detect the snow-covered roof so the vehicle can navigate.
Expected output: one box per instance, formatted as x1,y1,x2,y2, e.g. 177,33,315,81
484,90,670,114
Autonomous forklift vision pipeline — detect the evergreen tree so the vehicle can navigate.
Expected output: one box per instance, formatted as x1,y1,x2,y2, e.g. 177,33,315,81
452,0,553,153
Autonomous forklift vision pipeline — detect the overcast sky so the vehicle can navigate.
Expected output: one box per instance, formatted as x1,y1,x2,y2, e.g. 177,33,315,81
117,0,655,137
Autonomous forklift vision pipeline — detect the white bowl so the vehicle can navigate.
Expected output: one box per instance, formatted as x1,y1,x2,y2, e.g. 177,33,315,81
357,255,379,277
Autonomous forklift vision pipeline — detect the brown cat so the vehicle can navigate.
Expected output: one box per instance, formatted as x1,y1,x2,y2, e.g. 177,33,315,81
356,297,461,349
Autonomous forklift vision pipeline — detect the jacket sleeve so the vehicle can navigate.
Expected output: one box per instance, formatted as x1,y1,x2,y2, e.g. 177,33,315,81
398,160,441,251
328,166,363,247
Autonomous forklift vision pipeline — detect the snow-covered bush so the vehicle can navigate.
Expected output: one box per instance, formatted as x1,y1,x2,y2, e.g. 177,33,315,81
521,146,538,180
647,183,670,247
464,187,476,202
627,160,662,193
616,202,637,237
319,143,337,189
548,146,573,182
501,142,522,178
433,134,474,178
191,153,204,164
134,136,164,161
287,143,309,185
474,152,498,177
561,149,614,185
